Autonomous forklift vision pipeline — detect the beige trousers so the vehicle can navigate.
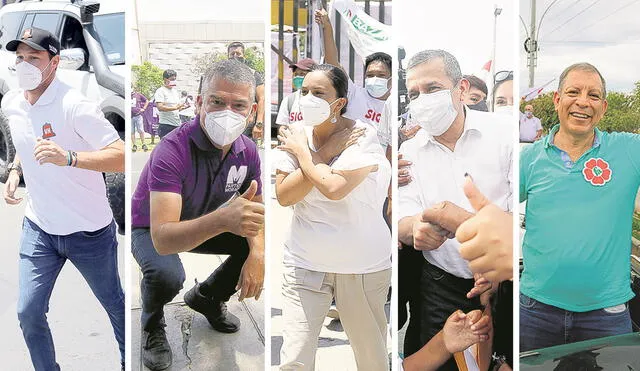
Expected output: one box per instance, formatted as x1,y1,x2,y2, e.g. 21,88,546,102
279,266,391,371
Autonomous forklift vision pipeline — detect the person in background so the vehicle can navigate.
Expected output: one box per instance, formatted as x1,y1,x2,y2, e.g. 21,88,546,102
315,8,392,158
275,58,317,128
492,71,514,115
519,104,543,142
154,69,184,139
132,85,149,152
462,75,488,112
179,90,195,123
228,41,265,143
402,309,491,371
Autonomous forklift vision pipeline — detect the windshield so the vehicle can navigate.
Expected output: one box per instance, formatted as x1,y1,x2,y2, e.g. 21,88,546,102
93,12,124,65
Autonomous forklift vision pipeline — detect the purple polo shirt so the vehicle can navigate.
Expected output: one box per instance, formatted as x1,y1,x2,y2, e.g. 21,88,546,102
131,116,262,228
131,92,147,117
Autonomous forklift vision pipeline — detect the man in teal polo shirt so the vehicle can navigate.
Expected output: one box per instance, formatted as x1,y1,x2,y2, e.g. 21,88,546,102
520,62,640,351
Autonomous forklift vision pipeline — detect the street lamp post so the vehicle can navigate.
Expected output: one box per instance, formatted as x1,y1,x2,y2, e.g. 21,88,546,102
491,5,502,108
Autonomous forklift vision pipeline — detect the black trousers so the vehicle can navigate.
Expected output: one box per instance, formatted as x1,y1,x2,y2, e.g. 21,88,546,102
419,261,482,371
398,245,424,356
131,228,249,331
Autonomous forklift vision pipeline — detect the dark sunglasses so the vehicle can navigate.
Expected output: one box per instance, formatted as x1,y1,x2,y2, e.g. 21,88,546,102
494,70,513,84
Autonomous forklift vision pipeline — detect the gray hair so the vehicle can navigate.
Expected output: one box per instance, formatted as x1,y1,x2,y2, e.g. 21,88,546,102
558,62,607,98
202,59,256,101
407,49,462,85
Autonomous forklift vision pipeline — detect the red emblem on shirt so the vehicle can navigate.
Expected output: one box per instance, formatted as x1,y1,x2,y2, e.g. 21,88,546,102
42,123,56,139
582,158,612,186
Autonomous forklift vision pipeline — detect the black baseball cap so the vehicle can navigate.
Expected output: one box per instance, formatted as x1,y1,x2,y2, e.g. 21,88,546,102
6,27,60,56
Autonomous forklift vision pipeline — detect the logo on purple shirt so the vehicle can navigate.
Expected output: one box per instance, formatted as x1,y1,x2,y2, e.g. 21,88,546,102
225,165,247,192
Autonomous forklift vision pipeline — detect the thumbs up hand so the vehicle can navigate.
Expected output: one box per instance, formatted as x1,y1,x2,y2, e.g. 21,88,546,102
456,176,513,283
225,180,265,237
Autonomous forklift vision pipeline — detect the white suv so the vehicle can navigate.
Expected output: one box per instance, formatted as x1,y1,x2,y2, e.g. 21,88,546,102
0,0,125,233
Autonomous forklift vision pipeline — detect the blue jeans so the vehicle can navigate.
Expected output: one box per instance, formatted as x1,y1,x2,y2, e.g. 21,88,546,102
520,292,632,351
131,228,249,331
17,218,125,370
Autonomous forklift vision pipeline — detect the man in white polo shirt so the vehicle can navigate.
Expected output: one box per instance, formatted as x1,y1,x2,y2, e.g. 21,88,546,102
397,49,513,370
1,28,125,371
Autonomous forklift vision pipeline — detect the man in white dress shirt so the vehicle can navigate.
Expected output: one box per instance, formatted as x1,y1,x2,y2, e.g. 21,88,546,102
397,49,513,370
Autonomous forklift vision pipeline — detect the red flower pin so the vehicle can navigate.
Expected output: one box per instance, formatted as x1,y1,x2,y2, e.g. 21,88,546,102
582,158,612,186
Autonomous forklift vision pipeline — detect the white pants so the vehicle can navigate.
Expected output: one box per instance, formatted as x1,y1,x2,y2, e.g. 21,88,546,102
280,266,391,371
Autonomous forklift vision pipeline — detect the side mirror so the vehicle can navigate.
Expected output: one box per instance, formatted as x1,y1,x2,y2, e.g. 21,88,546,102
59,48,85,71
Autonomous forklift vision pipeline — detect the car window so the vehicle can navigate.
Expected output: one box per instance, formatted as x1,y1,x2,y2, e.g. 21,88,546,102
93,13,124,65
0,12,24,50
20,12,61,37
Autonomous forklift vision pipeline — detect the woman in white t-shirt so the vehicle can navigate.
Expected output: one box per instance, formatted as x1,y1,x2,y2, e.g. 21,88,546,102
275,64,391,371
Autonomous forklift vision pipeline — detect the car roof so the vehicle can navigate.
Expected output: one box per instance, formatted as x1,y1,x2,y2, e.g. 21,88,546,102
1,1,123,17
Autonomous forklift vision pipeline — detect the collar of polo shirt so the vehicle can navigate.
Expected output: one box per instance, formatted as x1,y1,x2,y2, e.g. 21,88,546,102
544,124,602,150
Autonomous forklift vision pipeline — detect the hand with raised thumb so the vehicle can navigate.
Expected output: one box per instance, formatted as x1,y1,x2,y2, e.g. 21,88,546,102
241,180,258,201
456,176,513,283
226,180,264,237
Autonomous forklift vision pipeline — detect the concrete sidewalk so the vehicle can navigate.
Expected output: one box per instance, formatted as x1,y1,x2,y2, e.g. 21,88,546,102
130,151,265,371
0,184,125,370
269,175,392,370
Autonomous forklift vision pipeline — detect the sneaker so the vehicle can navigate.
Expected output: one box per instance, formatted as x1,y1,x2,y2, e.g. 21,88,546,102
142,326,172,370
184,280,240,333
132,144,138,152
142,144,149,152
327,303,340,320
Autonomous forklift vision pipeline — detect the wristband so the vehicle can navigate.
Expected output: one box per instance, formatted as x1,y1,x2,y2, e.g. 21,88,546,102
7,162,22,177
66,151,72,166
71,151,78,167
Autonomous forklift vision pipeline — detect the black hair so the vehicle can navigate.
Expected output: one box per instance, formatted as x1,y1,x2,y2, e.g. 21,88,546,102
365,52,392,75
463,75,488,96
227,42,245,54
163,69,177,79
312,64,349,114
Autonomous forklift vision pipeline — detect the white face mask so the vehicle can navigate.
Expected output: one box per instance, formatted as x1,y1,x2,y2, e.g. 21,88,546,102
408,89,458,136
167,80,176,88
365,77,390,98
16,59,53,91
299,93,338,126
494,105,514,116
204,109,247,146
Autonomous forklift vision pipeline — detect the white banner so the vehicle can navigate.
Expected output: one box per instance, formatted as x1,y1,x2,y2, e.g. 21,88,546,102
331,0,393,60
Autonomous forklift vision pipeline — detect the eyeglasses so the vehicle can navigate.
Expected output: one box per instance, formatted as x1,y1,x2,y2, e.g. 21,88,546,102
494,70,513,84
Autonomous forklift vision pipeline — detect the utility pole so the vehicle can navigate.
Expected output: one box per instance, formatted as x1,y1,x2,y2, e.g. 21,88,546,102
528,0,537,88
